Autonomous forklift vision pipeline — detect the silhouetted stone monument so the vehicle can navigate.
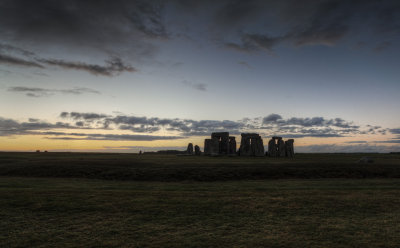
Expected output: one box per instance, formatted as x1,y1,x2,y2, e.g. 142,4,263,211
187,143,194,155
239,133,264,156
277,137,286,157
229,136,237,154
268,138,277,157
204,138,219,155
268,137,295,158
211,132,230,155
194,145,201,155
284,139,294,158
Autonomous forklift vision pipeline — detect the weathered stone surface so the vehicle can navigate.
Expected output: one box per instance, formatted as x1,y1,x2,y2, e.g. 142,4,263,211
268,138,277,157
277,138,286,157
240,133,264,156
204,137,222,155
255,136,265,156
210,138,220,155
212,132,230,154
229,136,236,154
239,136,251,156
285,139,295,158
194,145,201,155
204,139,211,155
187,143,193,155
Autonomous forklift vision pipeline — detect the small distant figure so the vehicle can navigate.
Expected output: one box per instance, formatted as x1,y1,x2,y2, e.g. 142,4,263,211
44,150,48,153
139,150,142,155
36,150,40,153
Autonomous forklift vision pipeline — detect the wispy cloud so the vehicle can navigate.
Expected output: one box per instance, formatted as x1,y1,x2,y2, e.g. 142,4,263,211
182,80,207,91
0,44,136,76
8,86,100,97
38,57,136,76
374,41,392,52
0,53,44,68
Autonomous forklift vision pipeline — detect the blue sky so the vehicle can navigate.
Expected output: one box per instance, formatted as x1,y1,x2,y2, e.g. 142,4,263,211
0,0,399,152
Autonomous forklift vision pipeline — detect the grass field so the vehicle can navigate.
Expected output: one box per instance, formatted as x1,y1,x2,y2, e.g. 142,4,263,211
1,152,400,181
1,152,400,247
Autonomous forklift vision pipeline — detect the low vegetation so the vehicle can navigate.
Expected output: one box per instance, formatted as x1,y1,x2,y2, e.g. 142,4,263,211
1,153,399,247
0,152,399,181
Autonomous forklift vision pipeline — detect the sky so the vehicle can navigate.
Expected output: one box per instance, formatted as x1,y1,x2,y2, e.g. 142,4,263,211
0,0,400,153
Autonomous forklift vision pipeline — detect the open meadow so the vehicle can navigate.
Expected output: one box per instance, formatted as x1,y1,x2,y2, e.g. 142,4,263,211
1,152,400,247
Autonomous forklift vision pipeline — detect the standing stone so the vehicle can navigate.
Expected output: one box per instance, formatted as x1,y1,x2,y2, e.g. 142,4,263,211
211,132,230,154
194,145,201,155
240,133,264,156
268,138,277,157
187,143,194,155
277,138,285,157
204,139,211,155
209,138,220,155
229,136,237,154
255,136,265,156
285,139,295,158
204,138,219,155
239,135,252,156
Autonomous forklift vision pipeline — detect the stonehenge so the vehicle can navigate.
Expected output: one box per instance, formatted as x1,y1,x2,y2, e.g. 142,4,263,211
204,138,220,155
204,132,236,155
267,137,295,158
186,143,194,155
194,145,201,155
186,132,295,158
285,139,295,158
239,133,264,156
229,137,237,155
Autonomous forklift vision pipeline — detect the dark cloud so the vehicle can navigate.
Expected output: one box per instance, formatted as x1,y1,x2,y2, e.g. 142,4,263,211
44,133,182,141
0,53,44,68
344,141,368,144
219,0,400,53
390,128,400,134
60,112,109,120
375,137,400,144
0,0,398,61
0,0,167,49
225,34,282,53
262,115,358,129
0,117,72,136
38,57,136,76
0,43,35,56
0,113,389,141
262,114,283,124
1,43,136,76
8,86,100,97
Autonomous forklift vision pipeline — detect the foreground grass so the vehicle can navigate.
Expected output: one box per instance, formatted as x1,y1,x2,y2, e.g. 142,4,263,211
1,177,400,247
1,152,400,180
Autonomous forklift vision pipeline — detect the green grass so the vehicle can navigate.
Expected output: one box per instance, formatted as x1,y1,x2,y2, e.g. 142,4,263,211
0,152,400,180
1,177,400,247
1,153,400,247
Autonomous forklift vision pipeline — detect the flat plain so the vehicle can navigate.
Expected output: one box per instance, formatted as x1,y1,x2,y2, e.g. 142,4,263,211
1,152,400,247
